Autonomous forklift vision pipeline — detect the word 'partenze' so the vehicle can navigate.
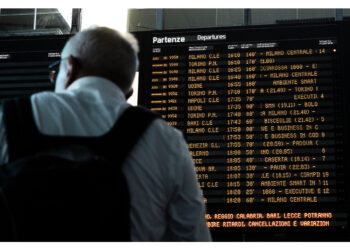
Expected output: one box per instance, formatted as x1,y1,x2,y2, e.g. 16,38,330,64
153,36,185,44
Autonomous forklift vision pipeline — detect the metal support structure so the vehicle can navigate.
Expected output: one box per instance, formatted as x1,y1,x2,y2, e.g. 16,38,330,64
71,8,82,34
243,8,251,26
335,9,343,21
296,8,299,20
156,9,164,30
33,8,37,30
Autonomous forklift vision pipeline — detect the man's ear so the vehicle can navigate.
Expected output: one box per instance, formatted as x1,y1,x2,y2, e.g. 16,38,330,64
125,88,134,100
64,55,80,89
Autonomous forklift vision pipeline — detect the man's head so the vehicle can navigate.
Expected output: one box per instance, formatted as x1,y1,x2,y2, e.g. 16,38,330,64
55,26,139,98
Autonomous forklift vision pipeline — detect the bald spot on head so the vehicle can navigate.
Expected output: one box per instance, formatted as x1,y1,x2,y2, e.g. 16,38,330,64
62,26,139,93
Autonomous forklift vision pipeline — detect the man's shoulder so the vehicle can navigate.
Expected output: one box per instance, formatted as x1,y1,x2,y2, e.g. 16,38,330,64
31,91,71,103
30,90,89,117
140,115,188,161
149,115,184,140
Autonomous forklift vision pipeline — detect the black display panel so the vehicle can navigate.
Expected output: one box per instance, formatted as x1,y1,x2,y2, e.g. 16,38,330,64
134,21,350,241
0,35,69,100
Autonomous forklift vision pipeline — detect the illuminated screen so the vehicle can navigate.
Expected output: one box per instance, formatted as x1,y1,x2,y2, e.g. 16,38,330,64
0,35,69,100
135,21,350,241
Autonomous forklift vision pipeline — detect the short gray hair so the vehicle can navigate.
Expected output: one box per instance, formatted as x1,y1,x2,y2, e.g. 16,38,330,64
64,26,139,92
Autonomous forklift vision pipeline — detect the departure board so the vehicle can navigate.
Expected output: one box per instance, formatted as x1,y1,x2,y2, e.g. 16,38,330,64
135,22,350,241
0,35,69,100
